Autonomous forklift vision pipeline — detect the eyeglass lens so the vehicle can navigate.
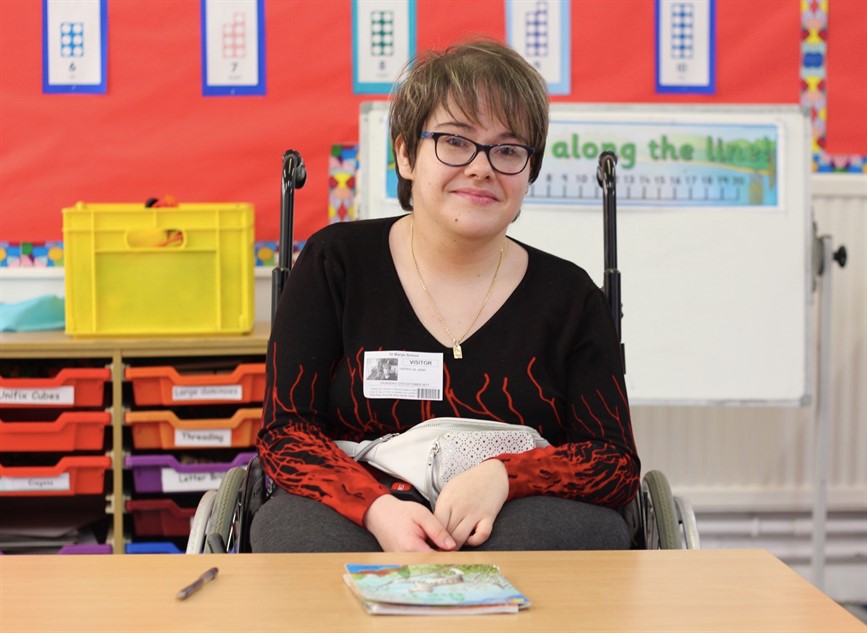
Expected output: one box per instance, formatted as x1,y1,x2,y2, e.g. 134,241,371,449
434,134,530,174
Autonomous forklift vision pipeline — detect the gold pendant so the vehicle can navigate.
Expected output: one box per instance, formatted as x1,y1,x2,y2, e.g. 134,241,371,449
453,343,463,360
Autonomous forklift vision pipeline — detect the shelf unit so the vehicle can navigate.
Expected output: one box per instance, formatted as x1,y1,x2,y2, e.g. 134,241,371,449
0,322,269,554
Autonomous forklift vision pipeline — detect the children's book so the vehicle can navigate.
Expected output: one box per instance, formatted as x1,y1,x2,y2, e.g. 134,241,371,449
343,563,531,615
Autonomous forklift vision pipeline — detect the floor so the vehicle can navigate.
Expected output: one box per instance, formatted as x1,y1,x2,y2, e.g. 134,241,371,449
841,603,867,626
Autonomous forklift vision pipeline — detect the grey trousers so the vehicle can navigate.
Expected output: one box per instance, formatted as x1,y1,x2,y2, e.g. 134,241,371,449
250,489,632,552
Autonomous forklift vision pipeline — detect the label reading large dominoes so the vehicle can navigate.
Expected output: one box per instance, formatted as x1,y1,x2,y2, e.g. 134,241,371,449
0,386,74,406
171,385,243,402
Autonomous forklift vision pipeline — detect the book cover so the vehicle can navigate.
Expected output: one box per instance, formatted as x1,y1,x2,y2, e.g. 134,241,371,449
343,563,530,615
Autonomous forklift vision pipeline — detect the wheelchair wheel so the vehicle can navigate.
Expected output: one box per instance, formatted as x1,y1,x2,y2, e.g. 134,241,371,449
186,489,217,554
643,470,682,549
205,466,246,553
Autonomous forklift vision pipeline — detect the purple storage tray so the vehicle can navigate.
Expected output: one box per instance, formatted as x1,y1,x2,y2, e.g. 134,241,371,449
125,452,255,493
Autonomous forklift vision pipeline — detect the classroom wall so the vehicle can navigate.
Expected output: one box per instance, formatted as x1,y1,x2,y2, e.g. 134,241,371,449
1,0,864,245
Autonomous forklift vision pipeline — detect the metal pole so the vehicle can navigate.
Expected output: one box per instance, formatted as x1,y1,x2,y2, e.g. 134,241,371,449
811,234,833,590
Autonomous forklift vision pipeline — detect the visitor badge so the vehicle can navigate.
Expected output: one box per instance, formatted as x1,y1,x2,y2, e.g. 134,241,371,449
363,351,443,401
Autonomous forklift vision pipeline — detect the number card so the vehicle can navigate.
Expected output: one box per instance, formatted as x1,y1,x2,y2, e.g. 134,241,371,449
42,0,107,94
201,0,266,96
506,0,571,95
655,0,715,94
352,0,416,94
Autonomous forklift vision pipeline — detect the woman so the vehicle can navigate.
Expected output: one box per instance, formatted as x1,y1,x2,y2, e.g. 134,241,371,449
252,38,639,553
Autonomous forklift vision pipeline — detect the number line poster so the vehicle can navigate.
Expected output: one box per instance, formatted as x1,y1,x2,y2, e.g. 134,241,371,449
531,119,779,208
42,0,108,94
201,0,266,96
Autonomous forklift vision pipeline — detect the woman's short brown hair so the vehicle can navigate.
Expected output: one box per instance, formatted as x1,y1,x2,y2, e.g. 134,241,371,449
388,38,549,211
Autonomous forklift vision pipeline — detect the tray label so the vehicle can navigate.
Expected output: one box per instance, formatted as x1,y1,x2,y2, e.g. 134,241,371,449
174,428,232,447
171,385,243,402
0,386,74,405
0,473,71,492
160,468,226,492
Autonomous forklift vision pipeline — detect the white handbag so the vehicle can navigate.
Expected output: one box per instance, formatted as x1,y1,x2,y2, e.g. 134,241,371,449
335,417,549,507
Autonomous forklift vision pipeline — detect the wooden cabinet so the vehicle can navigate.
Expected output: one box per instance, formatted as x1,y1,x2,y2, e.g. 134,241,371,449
0,323,268,554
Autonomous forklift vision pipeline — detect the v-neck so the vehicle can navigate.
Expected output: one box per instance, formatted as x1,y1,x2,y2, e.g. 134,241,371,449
381,216,533,355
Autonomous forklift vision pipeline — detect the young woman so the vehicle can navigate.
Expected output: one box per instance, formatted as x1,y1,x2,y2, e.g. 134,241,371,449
252,38,640,553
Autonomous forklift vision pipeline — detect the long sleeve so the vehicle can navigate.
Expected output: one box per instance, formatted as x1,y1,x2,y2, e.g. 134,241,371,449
256,231,389,526
497,284,639,508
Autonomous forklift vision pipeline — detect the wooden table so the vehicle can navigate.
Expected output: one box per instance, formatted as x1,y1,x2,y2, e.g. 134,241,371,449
0,549,862,632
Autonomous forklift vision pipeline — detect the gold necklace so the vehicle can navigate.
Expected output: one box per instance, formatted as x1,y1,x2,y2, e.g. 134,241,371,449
409,219,505,359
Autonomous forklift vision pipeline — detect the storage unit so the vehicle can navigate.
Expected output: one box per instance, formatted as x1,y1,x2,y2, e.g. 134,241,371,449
62,201,255,337
0,324,269,553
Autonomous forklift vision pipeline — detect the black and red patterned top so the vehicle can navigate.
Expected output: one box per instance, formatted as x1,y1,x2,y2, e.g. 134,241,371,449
257,216,640,526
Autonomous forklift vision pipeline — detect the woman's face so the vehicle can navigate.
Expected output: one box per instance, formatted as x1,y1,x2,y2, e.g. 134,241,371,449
396,100,530,241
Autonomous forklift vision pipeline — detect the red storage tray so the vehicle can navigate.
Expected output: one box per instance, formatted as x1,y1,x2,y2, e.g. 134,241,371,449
0,368,110,408
126,498,195,537
125,363,265,406
125,408,263,449
0,411,111,452
0,455,111,496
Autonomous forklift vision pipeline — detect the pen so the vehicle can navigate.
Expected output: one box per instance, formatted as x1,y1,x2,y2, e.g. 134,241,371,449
176,567,219,601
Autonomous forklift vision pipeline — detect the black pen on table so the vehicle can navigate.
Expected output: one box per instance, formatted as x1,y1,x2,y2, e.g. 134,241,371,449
176,567,219,600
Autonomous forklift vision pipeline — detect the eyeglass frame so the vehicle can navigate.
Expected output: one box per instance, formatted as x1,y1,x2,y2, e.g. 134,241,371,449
418,131,536,176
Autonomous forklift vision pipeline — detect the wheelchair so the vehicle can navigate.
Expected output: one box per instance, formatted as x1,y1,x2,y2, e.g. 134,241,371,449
186,150,700,554
187,456,700,553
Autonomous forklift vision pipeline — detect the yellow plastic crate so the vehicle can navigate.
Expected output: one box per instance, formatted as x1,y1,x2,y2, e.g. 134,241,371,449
62,201,255,337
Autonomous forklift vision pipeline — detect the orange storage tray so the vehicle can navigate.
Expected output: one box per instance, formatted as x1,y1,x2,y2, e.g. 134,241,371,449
125,408,263,449
0,455,111,496
0,368,110,408
125,363,265,406
0,411,111,452
126,498,196,537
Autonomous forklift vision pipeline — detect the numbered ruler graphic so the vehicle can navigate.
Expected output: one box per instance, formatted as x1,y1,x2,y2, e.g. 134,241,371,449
529,120,779,208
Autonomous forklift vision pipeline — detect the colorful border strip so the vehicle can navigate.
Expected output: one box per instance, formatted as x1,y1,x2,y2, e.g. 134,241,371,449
0,241,304,268
800,0,866,173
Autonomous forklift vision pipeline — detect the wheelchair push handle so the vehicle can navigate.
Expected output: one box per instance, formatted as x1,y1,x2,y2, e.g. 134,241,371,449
272,149,307,323
597,151,625,370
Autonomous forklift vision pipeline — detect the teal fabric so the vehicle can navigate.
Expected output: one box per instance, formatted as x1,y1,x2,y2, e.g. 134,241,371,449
0,295,65,332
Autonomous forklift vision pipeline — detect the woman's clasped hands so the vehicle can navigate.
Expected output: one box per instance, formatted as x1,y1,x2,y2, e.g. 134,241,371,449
362,459,509,552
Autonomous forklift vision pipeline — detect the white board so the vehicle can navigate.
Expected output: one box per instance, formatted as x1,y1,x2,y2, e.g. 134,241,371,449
360,102,814,405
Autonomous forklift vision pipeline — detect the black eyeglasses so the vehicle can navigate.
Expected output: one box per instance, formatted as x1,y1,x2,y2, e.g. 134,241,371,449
419,131,535,175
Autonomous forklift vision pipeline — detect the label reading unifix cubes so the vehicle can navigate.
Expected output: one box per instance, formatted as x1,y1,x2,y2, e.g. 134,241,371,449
0,386,74,405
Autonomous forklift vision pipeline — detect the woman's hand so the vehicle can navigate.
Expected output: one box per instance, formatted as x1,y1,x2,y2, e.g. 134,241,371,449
433,459,509,549
363,493,457,552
